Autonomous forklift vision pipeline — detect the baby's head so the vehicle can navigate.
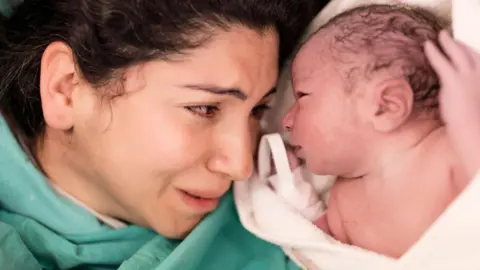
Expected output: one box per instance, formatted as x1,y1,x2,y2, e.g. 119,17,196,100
283,4,447,177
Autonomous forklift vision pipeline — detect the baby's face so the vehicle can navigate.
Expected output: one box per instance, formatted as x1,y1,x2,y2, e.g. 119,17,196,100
283,41,371,177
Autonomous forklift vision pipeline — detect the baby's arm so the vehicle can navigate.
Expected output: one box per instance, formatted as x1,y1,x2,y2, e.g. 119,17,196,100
425,30,480,179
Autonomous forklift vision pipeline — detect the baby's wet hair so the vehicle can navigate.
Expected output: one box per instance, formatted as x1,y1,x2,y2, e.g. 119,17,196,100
317,4,448,112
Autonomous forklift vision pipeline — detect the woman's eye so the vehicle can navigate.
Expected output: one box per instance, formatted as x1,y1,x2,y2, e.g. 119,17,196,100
186,105,220,118
251,104,271,119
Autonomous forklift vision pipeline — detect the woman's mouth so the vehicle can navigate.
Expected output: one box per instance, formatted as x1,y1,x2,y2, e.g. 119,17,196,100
177,189,222,212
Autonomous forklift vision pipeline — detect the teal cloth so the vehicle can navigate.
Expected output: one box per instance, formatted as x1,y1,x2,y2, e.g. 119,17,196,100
0,116,300,269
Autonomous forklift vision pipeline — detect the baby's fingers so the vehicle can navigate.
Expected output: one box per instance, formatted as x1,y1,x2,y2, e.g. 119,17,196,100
439,30,474,70
286,147,301,170
424,40,455,78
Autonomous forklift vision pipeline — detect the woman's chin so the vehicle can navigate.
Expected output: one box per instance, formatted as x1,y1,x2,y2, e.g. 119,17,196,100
149,214,206,240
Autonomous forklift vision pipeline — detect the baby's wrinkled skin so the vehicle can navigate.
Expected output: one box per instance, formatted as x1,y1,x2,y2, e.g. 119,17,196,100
282,5,472,258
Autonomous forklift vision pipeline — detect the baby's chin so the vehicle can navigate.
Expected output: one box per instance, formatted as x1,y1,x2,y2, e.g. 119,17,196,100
303,161,332,176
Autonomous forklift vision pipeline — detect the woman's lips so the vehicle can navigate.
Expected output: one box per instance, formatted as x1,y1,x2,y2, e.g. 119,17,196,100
177,189,222,212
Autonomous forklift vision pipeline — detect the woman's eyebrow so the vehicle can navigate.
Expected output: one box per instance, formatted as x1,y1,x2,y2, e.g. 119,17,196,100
263,88,277,99
181,84,277,101
181,84,248,101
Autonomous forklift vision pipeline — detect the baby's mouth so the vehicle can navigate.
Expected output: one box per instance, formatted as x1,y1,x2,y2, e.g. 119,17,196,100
292,145,304,157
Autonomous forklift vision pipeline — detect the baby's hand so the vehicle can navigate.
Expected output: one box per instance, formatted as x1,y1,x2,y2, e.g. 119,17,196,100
266,143,324,222
268,144,301,176
425,30,480,178
286,145,301,170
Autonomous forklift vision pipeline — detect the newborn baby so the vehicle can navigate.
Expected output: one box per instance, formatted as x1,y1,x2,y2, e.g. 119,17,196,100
280,4,470,258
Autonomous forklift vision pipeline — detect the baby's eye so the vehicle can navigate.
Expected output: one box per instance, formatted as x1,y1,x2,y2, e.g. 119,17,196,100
251,104,271,119
296,92,309,99
185,105,220,119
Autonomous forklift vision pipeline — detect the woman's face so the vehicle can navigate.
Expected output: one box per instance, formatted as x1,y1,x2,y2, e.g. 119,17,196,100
38,26,279,238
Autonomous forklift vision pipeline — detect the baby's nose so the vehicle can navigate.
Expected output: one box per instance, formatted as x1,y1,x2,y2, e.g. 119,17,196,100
282,104,297,132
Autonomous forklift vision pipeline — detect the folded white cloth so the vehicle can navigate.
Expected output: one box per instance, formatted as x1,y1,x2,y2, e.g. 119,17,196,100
265,168,325,221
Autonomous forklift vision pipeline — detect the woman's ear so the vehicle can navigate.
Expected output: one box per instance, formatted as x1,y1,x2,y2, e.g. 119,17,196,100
39,42,80,131
364,79,414,133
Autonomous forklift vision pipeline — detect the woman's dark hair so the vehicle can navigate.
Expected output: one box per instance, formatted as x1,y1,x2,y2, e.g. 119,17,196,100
0,0,319,139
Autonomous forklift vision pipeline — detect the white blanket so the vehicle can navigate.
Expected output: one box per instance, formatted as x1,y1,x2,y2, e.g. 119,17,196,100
235,0,480,269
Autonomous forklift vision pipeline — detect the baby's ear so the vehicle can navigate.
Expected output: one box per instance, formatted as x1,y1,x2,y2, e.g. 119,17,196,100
365,79,413,133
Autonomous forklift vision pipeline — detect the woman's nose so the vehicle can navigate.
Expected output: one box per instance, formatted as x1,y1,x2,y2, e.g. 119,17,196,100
208,125,254,181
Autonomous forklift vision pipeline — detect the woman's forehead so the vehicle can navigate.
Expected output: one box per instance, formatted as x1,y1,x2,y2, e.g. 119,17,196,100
123,27,279,99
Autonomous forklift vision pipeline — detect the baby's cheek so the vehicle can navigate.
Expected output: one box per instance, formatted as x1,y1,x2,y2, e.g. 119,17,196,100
290,112,311,139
